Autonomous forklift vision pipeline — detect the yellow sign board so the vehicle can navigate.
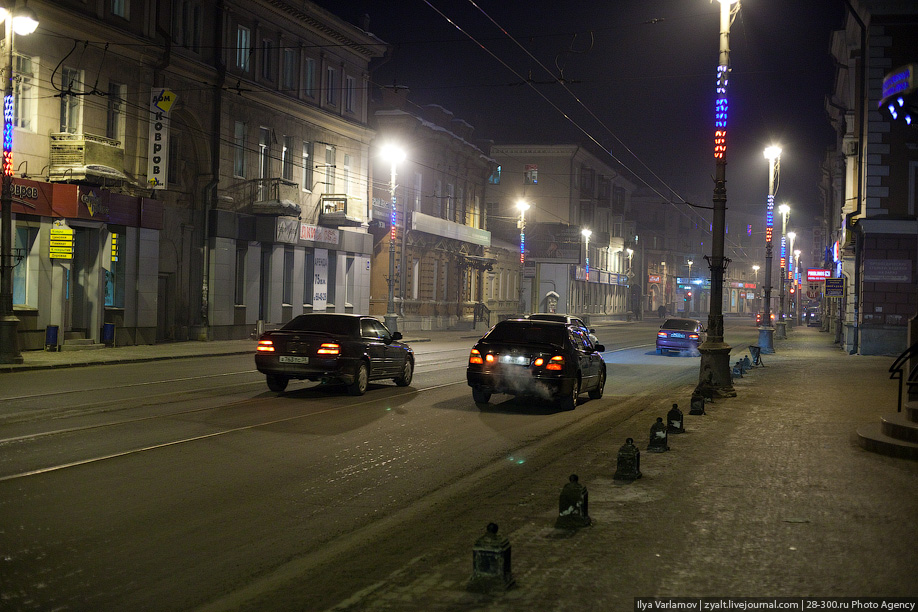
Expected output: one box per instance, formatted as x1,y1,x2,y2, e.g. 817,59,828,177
50,252,72,259
50,228,74,235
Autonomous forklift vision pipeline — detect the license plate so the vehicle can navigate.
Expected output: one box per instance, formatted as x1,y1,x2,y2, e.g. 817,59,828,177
670,332,685,338
499,354,529,366
279,355,309,364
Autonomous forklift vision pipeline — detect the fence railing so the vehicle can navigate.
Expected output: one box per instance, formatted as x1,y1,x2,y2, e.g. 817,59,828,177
888,340,918,413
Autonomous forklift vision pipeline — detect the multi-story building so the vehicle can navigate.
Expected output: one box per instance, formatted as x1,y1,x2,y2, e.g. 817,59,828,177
485,144,636,320
825,0,918,355
369,88,495,332
9,0,384,350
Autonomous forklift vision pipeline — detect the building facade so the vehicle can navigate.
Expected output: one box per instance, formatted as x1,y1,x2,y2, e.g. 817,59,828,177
9,0,384,350
826,0,918,355
485,145,637,321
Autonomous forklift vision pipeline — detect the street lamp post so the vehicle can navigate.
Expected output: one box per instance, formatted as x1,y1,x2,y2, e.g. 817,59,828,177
0,5,38,365
517,200,529,313
759,145,781,354
695,0,738,399
752,264,760,313
687,259,693,312
776,203,790,339
581,228,591,313
786,230,796,328
381,144,405,334
793,249,801,325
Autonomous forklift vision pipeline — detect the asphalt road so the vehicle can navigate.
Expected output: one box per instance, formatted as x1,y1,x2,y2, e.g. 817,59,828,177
0,319,763,611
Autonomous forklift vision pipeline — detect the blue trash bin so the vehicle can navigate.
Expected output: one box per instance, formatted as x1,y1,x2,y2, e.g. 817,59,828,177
45,325,59,351
102,323,115,347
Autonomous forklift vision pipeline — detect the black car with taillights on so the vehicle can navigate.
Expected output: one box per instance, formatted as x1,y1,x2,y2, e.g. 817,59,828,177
255,313,414,395
466,319,606,410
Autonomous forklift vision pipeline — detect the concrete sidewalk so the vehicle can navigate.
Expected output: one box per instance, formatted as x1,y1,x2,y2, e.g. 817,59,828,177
308,326,918,611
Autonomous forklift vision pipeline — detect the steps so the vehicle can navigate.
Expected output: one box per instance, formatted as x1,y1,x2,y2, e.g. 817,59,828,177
61,332,105,351
857,401,918,460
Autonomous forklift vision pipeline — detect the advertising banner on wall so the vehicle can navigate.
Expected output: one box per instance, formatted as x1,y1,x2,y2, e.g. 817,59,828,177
147,88,176,189
312,248,329,311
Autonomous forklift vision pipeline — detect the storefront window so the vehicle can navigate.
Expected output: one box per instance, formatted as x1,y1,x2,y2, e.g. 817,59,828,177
13,227,36,306
104,230,125,308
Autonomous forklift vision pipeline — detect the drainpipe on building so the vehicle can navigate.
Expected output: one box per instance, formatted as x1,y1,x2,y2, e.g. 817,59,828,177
843,0,867,354
200,0,227,337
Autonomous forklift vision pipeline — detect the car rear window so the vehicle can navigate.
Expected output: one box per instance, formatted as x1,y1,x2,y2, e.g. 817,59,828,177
485,321,566,346
282,315,358,335
662,319,696,331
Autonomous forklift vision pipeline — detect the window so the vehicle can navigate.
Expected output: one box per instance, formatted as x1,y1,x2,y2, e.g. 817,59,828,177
414,172,422,211
488,165,501,185
13,226,37,306
524,164,538,185
580,166,595,194
105,230,126,308
303,58,316,97
323,144,336,192
172,0,202,51
233,121,246,178
283,48,297,91
326,66,337,105
112,0,129,19
235,244,247,305
342,154,351,195
236,26,251,72
282,136,294,181
283,247,294,305
59,67,83,134
345,76,356,112
106,82,126,141
13,54,37,131
302,141,313,191
261,39,274,80
434,180,442,217
258,128,271,179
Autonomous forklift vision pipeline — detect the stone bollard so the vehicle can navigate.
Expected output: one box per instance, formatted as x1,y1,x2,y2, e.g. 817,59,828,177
689,392,706,415
613,437,642,481
667,403,685,434
554,474,591,529
732,361,744,378
468,523,515,592
647,417,669,452
741,355,752,371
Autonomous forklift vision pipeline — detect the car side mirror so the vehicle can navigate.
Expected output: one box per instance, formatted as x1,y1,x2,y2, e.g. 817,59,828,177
589,328,596,333
391,331,403,342
595,344,605,353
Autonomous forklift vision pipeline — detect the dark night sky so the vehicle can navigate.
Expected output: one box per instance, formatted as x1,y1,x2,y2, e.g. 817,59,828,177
316,0,847,237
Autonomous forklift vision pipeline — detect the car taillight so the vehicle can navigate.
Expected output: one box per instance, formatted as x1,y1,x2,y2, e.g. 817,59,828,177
657,331,667,338
469,348,483,365
317,343,340,356
689,333,699,340
534,357,544,366
546,355,564,371
257,339,275,352
485,353,496,363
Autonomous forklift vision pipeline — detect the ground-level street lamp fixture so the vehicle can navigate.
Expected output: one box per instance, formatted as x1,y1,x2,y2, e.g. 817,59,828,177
0,4,39,365
517,200,529,313
759,144,781,354
695,0,739,399
381,144,405,334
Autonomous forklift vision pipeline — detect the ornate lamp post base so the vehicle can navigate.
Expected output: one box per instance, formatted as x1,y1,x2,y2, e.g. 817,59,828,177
695,340,736,399
384,313,398,335
775,320,787,340
0,314,23,364
757,326,775,354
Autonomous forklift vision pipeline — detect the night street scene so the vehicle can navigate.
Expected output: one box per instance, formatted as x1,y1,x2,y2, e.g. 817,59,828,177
1,0,917,611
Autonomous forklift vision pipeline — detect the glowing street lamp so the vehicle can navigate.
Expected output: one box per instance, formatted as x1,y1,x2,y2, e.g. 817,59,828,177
0,5,39,364
759,145,781,353
516,200,530,312
695,0,740,400
381,144,405,334
581,228,592,276
777,203,790,337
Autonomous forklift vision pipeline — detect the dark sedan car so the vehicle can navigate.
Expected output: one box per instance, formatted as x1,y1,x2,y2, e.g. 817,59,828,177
467,319,606,410
524,313,599,344
656,317,706,355
255,313,414,395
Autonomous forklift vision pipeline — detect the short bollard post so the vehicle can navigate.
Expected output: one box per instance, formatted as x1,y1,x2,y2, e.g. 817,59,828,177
468,523,514,592
613,438,642,481
554,474,591,529
647,417,669,452
689,393,706,415
732,361,743,378
667,403,685,434
741,355,751,372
